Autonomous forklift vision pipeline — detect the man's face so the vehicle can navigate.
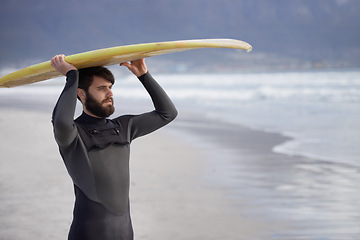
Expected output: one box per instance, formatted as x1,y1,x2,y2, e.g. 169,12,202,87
84,76,115,118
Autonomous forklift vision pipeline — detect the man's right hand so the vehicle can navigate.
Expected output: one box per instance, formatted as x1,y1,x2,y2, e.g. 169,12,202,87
51,54,77,76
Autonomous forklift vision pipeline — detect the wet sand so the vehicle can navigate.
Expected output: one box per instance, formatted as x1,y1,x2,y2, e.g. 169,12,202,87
0,107,286,240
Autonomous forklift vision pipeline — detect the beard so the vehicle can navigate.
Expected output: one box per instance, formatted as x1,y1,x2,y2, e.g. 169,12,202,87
85,92,115,118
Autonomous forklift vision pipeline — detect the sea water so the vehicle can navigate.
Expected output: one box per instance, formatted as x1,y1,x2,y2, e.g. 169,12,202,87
116,69,360,239
2,69,359,166
116,69,360,167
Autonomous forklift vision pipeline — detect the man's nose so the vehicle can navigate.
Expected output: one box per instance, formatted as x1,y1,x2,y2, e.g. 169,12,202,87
106,88,113,97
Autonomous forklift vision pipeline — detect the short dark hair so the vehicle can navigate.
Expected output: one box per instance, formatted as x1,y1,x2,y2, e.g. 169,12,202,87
78,66,115,91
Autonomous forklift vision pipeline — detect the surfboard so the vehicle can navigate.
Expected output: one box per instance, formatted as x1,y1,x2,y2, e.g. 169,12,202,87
0,39,252,88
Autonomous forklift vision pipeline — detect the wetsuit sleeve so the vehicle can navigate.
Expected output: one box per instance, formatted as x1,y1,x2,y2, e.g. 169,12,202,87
52,70,79,147
127,72,178,141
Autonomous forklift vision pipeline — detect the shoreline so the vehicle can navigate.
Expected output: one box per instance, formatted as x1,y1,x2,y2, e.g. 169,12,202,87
169,112,360,239
129,115,296,239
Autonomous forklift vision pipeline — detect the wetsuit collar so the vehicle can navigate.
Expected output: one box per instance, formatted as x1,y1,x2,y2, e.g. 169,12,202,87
76,112,107,126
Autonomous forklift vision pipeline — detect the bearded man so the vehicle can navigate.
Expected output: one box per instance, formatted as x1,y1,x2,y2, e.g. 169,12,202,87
51,54,177,240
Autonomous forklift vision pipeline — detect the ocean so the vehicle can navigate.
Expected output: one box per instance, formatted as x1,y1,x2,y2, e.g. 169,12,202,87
116,69,360,239
115,69,360,167
2,69,359,166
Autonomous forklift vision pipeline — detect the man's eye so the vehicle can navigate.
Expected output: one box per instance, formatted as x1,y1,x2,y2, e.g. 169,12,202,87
97,85,112,91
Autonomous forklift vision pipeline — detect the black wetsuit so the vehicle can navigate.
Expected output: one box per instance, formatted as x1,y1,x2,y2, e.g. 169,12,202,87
52,70,177,240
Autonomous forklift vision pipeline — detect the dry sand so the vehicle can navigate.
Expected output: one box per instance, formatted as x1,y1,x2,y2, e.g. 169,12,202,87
0,108,288,240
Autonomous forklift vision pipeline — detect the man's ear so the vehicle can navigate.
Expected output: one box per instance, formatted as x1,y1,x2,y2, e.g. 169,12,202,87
77,88,86,103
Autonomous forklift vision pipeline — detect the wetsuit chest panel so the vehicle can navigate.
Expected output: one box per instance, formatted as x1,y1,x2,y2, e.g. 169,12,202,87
88,144,131,215
75,121,129,151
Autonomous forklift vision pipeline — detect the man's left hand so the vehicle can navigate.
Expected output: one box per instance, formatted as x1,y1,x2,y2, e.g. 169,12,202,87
120,58,148,77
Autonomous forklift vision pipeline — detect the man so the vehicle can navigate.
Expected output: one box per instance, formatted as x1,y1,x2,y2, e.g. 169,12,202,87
51,55,177,240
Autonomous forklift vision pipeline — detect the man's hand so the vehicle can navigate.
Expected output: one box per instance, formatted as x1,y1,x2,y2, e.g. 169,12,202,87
51,54,77,76
120,58,148,77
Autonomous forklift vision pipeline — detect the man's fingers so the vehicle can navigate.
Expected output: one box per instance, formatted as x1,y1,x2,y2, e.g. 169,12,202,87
120,62,130,68
51,54,65,66
51,54,77,76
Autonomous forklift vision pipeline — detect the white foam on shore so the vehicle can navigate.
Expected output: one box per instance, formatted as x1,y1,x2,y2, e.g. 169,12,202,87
273,136,360,167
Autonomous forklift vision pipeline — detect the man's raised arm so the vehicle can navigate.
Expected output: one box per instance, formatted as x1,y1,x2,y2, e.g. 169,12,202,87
51,55,79,147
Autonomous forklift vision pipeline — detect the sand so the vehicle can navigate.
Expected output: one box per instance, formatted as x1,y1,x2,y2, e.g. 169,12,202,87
0,107,292,240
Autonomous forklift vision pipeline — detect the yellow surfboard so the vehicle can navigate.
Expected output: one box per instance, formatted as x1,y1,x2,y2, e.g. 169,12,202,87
0,39,252,88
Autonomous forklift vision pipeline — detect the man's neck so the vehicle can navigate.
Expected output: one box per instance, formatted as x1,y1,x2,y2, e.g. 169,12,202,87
83,108,103,119
76,111,107,126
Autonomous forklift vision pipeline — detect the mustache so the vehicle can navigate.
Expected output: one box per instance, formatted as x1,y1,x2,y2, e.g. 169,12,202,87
102,97,113,103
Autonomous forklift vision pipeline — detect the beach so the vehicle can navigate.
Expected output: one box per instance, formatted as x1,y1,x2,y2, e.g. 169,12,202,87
1,69,360,239
1,106,359,240
0,107,285,240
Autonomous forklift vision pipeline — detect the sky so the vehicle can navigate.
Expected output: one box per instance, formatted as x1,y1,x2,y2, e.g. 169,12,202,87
1,0,359,70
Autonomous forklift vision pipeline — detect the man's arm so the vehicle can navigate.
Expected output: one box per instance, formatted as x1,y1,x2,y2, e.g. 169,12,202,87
120,59,178,141
51,55,79,147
